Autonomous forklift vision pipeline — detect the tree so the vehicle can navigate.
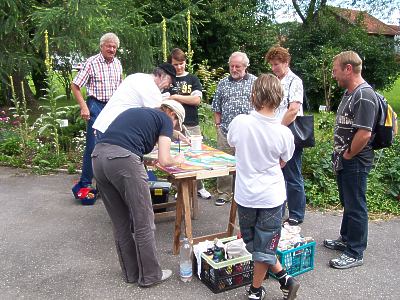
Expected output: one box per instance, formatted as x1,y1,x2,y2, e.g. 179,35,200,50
283,6,400,110
307,45,340,110
0,0,42,106
134,0,279,74
281,0,399,27
292,0,327,26
192,0,277,75
0,0,190,106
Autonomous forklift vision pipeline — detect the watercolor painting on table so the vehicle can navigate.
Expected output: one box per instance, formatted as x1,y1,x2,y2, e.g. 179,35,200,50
145,143,235,174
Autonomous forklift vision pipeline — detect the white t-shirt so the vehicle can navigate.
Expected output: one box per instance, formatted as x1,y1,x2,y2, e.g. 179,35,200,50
227,110,295,208
93,73,162,133
275,69,304,120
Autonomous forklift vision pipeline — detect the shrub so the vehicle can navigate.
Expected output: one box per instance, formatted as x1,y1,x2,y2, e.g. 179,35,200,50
302,112,400,215
0,109,24,156
367,137,400,214
196,60,227,104
0,135,23,156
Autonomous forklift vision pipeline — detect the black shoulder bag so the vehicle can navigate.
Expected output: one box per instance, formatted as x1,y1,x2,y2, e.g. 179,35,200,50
287,78,315,148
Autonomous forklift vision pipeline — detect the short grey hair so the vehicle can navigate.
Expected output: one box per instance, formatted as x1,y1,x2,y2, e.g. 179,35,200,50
228,51,250,67
100,33,120,48
153,67,168,78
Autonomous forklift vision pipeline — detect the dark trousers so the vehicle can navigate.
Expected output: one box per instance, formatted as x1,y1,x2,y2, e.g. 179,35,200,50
337,158,371,259
282,147,306,222
92,143,162,286
79,97,106,186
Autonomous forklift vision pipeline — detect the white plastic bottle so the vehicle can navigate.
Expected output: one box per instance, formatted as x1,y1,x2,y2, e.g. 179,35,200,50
179,238,193,282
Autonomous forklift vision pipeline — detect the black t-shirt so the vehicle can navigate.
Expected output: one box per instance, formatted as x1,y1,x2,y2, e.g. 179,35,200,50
98,108,173,158
333,82,378,171
168,73,202,126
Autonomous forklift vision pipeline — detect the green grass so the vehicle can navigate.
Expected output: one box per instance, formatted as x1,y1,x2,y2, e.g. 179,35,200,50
380,77,400,113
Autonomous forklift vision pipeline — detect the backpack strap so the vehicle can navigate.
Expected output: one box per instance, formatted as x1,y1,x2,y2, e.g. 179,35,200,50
355,83,380,129
346,82,377,153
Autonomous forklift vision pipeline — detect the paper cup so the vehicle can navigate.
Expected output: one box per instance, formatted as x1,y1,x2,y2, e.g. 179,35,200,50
190,135,203,150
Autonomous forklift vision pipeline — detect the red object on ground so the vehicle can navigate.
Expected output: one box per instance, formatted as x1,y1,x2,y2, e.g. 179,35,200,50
77,187,97,205
77,187,94,199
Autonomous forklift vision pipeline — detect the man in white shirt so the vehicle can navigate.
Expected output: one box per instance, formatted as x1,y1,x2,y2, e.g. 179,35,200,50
93,63,176,134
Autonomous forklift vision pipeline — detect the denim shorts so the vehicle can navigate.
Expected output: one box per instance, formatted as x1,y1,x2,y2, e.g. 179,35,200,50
237,203,283,265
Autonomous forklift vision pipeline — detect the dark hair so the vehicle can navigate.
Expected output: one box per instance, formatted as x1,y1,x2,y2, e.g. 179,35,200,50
251,73,283,111
167,48,186,63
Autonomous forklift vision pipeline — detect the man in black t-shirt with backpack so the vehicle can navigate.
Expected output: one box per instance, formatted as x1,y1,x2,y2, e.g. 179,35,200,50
324,51,379,269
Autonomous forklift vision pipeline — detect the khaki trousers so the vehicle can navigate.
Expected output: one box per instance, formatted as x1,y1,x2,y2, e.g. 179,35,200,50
216,127,235,200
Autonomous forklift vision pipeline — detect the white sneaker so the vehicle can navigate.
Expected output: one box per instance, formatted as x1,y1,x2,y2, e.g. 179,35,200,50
140,269,172,288
197,188,211,199
161,269,173,281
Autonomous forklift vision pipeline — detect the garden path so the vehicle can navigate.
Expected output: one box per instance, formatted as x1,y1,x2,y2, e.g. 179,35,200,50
0,166,399,300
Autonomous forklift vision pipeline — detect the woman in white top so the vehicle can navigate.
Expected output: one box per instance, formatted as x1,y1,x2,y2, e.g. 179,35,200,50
265,45,306,226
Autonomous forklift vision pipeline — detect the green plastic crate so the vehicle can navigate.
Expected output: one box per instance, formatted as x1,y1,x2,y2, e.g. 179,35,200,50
270,241,316,278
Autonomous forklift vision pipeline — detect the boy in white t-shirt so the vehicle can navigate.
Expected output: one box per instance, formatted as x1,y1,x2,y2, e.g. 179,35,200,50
227,74,299,300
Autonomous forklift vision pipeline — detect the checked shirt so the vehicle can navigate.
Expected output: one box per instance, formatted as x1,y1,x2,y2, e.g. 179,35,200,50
73,53,123,102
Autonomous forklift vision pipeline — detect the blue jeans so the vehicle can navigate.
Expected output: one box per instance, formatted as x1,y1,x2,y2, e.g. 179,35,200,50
237,204,283,265
337,158,371,259
282,147,306,222
79,97,106,186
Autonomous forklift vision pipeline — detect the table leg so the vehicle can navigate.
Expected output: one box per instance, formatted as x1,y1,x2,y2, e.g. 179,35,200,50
191,179,199,219
181,179,193,240
227,199,237,236
173,181,183,255
173,178,193,254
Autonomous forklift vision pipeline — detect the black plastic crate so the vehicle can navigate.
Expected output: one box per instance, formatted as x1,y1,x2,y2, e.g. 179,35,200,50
194,237,254,293
148,181,171,213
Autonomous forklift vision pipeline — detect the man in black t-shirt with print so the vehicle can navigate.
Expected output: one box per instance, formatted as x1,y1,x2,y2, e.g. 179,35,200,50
324,51,378,270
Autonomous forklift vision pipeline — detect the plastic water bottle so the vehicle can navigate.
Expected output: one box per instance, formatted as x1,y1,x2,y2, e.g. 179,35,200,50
180,238,193,282
302,247,311,269
285,253,292,273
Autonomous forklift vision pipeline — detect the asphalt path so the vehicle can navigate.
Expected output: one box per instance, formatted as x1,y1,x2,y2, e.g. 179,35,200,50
0,166,399,300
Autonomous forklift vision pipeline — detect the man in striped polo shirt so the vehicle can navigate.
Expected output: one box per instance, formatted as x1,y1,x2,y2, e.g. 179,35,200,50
71,33,123,199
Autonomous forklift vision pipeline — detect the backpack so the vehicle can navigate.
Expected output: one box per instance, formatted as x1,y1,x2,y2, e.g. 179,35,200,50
371,92,398,150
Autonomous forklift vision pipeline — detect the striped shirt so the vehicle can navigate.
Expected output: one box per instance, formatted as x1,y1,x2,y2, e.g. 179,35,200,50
72,53,123,102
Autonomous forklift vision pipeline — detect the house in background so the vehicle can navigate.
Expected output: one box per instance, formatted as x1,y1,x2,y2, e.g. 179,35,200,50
388,24,400,53
329,6,400,53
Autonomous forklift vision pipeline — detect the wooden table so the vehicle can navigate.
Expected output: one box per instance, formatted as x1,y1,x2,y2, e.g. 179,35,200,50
145,144,237,254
